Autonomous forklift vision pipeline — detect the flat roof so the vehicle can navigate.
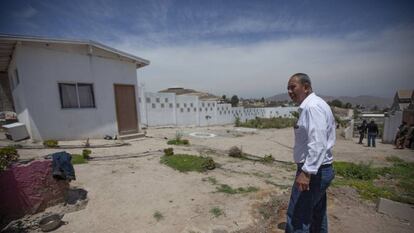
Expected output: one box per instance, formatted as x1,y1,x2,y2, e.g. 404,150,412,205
0,34,150,72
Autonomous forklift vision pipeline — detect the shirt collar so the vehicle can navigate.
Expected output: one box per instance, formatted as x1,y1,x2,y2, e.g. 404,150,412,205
299,92,316,110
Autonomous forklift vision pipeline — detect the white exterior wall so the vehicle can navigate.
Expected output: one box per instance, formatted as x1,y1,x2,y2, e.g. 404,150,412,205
263,107,298,118
139,92,298,127
383,111,403,143
11,42,141,140
142,92,176,127
198,100,217,126
176,95,198,126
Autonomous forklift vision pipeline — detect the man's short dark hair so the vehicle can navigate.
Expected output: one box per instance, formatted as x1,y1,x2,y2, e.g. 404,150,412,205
291,73,312,87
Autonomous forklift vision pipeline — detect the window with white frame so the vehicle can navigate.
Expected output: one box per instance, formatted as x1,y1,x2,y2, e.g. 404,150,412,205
59,83,95,108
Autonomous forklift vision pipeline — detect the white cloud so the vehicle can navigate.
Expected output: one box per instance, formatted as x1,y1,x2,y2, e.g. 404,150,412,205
116,26,413,99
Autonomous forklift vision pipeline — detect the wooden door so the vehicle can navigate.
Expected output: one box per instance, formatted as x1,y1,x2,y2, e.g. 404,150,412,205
114,84,139,135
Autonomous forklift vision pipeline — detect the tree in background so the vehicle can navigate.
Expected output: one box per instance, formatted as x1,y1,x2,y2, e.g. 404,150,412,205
260,97,265,103
231,95,239,107
329,99,343,108
344,102,352,109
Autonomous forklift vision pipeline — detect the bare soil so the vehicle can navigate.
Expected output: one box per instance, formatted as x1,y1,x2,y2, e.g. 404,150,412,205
5,125,414,233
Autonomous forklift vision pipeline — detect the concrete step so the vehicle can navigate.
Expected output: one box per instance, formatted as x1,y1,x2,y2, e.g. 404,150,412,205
377,198,414,223
118,132,145,140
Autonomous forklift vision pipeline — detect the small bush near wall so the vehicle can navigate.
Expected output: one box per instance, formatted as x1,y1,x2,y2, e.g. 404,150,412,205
239,117,296,129
167,138,190,145
43,140,59,148
235,117,241,127
228,146,243,158
0,146,19,172
82,149,92,159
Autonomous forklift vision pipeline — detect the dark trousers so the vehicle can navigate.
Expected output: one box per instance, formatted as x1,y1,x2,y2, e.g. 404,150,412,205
358,133,364,144
286,164,335,233
367,133,377,147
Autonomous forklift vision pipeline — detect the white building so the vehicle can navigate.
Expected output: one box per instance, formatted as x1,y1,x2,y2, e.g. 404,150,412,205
0,35,149,140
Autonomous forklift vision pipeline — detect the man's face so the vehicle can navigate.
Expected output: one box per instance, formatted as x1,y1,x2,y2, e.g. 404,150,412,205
287,77,309,104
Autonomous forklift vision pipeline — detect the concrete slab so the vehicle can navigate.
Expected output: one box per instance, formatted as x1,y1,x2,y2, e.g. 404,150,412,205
377,198,414,223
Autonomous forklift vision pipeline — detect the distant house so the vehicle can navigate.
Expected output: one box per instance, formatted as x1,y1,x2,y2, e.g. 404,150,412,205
0,35,149,140
383,89,414,143
390,90,413,112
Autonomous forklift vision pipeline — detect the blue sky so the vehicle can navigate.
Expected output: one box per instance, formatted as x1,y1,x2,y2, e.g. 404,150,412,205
1,0,413,98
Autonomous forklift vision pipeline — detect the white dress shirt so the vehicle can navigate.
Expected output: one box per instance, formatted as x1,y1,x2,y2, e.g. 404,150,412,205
293,93,335,174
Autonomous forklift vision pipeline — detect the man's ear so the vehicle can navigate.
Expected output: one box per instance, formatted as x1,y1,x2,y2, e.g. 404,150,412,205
304,84,312,94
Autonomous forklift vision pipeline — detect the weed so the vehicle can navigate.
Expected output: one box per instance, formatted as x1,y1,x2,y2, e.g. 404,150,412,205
43,139,58,148
333,158,414,204
0,146,19,172
153,211,164,221
164,148,174,156
160,154,216,172
202,157,216,170
216,184,258,194
238,117,296,129
210,207,224,218
260,154,275,163
228,146,243,158
82,149,92,159
167,138,190,145
235,117,241,127
333,161,378,180
71,154,88,165
202,177,218,185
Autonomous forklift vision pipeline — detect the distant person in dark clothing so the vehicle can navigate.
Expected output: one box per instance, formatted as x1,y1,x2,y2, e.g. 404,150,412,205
358,120,367,144
394,122,407,146
406,124,414,149
367,120,379,147
395,122,409,149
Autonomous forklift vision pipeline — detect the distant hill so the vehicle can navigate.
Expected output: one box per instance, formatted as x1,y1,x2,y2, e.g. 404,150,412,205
266,93,392,109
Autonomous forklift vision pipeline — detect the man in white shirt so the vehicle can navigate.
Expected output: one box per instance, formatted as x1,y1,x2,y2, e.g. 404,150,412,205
285,73,335,233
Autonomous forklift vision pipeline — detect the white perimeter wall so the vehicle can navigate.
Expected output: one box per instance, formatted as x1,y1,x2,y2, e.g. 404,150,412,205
139,92,298,127
383,111,403,143
10,42,140,140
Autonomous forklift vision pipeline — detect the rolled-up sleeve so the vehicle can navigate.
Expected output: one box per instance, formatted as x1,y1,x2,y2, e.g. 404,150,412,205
301,107,328,174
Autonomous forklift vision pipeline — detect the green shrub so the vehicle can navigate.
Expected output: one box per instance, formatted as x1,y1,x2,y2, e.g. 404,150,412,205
163,148,174,156
238,117,296,129
153,211,164,221
82,149,92,159
333,161,378,180
0,146,19,172
160,154,216,172
43,139,58,148
333,158,414,204
71,154,88,165
260,154,275,163
235,117,241,127
202,157,216,170
210,207,224,218
228,146,243,158
167,138,190,145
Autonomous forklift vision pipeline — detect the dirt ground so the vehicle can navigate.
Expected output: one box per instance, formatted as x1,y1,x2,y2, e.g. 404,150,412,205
7,125,414,233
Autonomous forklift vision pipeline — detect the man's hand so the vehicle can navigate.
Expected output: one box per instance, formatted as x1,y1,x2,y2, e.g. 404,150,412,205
295,171,311,192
